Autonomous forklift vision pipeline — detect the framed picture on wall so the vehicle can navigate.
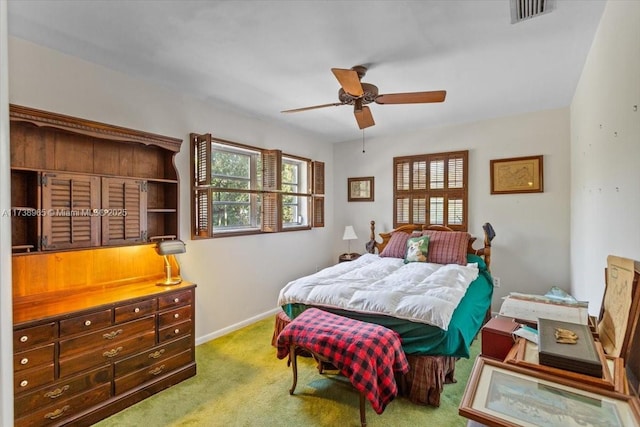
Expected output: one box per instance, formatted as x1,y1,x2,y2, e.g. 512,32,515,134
490,155,543,194
348,176,374,202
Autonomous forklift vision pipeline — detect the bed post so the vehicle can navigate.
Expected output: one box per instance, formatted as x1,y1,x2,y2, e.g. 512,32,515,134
365,220,377,254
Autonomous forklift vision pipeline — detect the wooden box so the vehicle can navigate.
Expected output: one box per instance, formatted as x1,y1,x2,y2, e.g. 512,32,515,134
481,316,519,361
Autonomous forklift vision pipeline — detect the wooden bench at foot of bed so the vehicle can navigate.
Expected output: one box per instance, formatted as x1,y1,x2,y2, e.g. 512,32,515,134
272,310,458,407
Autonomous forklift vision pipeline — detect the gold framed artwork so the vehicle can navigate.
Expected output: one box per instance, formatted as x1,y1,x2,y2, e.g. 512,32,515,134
348,177,374,202
490,155,543,194
459,357,640,427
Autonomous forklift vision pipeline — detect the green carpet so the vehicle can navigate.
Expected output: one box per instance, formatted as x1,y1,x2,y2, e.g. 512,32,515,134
94,316,480,427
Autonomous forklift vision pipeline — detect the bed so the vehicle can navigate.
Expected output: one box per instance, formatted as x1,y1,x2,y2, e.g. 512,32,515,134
273,220,495,406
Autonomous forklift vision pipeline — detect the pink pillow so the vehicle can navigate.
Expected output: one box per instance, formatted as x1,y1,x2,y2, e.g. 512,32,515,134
379,232,410,258
422,230,470,265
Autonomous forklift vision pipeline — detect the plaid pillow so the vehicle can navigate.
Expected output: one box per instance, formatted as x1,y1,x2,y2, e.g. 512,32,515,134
422,230,470,265
379,232,410,258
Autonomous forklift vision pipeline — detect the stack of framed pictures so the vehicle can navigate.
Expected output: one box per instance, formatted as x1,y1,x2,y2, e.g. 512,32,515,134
459,357,640,427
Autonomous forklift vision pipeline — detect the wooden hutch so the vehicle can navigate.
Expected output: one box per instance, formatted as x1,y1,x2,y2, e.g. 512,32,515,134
9,105,196,426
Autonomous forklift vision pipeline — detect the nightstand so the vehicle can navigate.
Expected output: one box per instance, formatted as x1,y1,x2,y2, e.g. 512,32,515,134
338,253,360,263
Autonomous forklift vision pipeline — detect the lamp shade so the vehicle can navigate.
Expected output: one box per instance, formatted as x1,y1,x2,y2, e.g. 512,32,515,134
155,239,186,255
342,226,358,241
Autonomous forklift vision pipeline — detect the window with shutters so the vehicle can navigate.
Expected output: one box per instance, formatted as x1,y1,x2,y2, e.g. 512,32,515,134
191,133,324,238
393,150,468,231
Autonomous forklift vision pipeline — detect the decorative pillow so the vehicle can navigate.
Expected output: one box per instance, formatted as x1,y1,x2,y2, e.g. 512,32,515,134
404,235,430,264
422,230,470,265
379,232,410,258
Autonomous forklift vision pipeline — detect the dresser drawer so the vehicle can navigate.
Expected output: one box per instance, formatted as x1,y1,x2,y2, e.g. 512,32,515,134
114,350,193,395
14,343,54,372
59,309,112,337
158,289,192,310
14,382,111,427
14,365,111,418
59,315,155,358
114,335,191,377
13,323,56,352
158,319,192,343
115,298,156,323
59,331,156,378
14,363,55,395
158,305,192,328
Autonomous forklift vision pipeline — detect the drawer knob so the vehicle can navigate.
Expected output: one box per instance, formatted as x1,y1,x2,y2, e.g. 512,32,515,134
174,328,180,334
84,320,92,326
20,335,28,343
174,313,180,319
103,329,123,340
149,364,166,376
20,380,28,387
44,405,70,420
174,298,180,303
103,346,123,358
20,358,29,365
134,307,140,313
148,349,166,359
44,385,70,399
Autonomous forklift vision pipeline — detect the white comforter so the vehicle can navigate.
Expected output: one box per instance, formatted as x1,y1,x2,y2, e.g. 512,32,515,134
277,253,479,331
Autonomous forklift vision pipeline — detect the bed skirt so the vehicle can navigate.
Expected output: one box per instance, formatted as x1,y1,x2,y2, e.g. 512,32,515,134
271,310,457,407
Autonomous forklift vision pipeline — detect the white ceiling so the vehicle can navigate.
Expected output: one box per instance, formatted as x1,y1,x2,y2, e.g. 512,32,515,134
7,0,606,144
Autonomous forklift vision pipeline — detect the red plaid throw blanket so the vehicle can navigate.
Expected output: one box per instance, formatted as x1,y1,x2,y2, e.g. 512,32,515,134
276,308,409,414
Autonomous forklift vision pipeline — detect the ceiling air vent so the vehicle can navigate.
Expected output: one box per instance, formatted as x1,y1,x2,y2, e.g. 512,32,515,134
510,0,554,24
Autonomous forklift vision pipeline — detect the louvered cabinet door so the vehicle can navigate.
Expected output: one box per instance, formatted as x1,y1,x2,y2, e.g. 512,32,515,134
101,177,147,245
41,173,100,250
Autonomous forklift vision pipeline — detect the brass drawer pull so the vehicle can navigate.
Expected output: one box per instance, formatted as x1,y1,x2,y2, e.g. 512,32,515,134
20,335,28,343
148,349,165,359
20,358,29,365
44,405,70,420
84,320,92,326
149,365,165,376
103,329,123,340
44,385,70,399
20,380,28,388
103,346,123,358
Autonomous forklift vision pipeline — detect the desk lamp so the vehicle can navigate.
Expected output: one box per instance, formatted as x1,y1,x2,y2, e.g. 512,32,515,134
342,225,358,259
155,239,186,286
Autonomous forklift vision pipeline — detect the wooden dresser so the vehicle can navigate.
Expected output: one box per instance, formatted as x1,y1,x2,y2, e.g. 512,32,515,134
9,105,196,425
13,281,196,427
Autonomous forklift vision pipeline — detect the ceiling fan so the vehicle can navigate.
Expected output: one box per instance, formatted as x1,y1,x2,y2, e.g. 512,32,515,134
281,65,446,130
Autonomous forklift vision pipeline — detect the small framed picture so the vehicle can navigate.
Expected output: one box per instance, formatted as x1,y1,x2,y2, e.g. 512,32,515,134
490,155,543,194
348,176,374,202
460,357,640,427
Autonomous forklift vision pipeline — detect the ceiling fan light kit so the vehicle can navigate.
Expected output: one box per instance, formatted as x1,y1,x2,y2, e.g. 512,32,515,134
282,65,446,130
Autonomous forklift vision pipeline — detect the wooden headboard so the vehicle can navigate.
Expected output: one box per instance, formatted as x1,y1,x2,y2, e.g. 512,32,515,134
365,220,495,270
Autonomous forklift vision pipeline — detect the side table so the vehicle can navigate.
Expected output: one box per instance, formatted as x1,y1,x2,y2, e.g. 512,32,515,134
339,253,360,263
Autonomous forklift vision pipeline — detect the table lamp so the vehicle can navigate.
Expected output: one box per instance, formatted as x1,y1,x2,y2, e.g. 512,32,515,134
342,225,358,259
155,239,186,286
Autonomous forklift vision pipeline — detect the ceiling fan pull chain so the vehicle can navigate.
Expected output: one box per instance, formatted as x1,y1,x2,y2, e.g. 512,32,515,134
362,129,366,154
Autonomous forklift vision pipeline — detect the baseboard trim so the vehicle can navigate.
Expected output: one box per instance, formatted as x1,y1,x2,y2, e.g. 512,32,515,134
195,307,281,346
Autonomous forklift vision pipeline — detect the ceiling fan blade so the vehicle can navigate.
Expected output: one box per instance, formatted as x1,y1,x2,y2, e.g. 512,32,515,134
354,106,375,129
375,90,446,105
331,68,364,97
281,103,343,113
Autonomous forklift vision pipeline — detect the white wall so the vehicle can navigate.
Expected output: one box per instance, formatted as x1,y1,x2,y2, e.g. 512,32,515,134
1,1,15,423
570,1,640,313
7,37,336,343
333,108,571,313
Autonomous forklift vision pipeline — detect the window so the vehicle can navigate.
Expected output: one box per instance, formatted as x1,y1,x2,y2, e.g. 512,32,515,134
191,133,324,237
393,150,468,230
